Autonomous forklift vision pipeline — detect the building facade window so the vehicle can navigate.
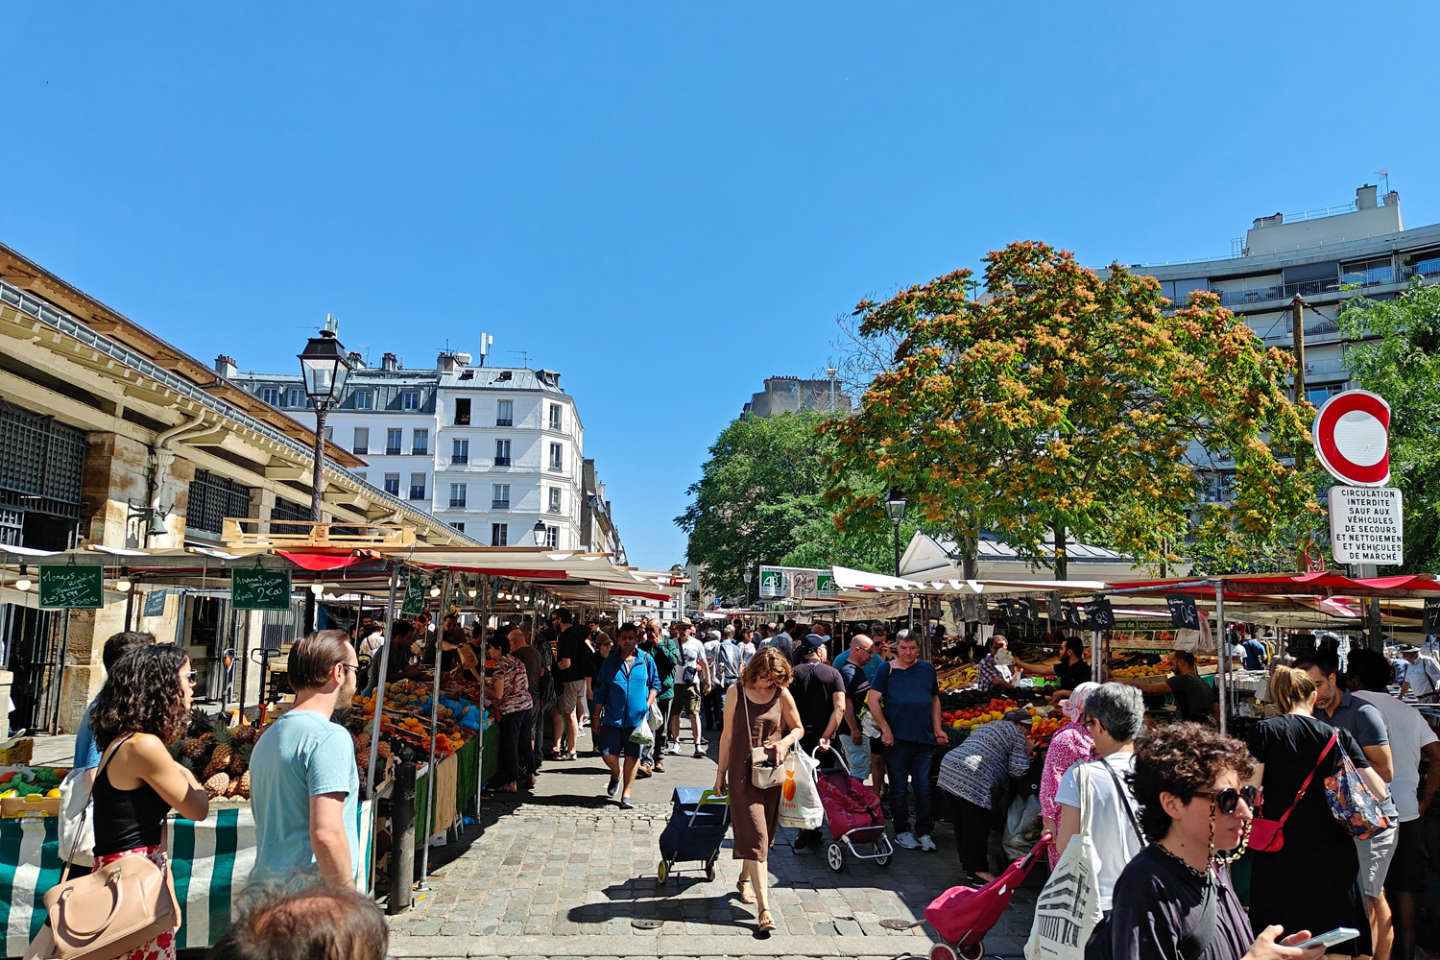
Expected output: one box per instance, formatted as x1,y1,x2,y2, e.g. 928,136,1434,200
259,386,280,406
548,487,561,513
549,404,562,431
496,399,513,426
401,389,420,411
412,428,428,455
452,438,468,464
324,426,333,442
544,525,559,548
494,439,511,466
187,469,253,536
386,428,402,455
383,473,400,496
352,427,368,454
284,386,305,407
492,483,510,509
409,473,427,501
353,389,372,410
448,482,466,508
454,397,471,425
453,521,465,533
549,442,562,471
491,523,508,547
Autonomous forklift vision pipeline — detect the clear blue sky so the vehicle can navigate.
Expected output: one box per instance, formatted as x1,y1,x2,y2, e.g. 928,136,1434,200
5,2,1438,569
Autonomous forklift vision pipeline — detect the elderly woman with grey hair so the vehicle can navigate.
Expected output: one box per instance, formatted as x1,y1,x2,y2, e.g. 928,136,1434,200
1053,682,1148,914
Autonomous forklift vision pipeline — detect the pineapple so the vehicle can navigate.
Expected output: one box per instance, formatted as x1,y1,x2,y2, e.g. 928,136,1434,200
228,741,251,775
236,769,250,799
187,707,213,738
203,772,230,798
207,742,234,775
181,737,211,761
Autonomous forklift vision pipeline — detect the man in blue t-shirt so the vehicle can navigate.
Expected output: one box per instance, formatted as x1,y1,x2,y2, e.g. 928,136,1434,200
867,630,946,852
250,630,361,891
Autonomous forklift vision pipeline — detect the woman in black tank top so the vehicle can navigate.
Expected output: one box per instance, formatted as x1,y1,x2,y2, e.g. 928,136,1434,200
87,645,210,960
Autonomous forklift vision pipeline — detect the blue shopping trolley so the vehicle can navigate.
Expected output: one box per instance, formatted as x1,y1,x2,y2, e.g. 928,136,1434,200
656,787,730,885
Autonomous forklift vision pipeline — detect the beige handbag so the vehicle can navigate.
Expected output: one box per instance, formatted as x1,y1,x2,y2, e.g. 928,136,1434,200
742,691,789,789
25,735,180,960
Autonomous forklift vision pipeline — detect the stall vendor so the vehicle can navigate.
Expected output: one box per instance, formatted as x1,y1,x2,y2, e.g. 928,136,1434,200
1014,636,1092,701
1117,649,1217,724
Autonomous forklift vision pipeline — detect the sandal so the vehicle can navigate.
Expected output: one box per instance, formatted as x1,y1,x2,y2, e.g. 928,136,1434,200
736,878,754,904
757,909,775,932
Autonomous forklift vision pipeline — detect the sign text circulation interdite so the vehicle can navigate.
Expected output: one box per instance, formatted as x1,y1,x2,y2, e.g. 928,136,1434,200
1328,486,1404,565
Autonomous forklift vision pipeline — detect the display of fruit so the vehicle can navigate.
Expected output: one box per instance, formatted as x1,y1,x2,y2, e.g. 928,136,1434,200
203,772,230,798
1028,715,1067,747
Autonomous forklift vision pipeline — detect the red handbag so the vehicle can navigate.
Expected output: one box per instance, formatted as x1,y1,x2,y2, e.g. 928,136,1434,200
1249,731,1335,853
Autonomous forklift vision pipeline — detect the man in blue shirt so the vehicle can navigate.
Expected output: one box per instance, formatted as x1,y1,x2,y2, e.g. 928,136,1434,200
595,622,660,809
250,630,361,891
1241,635,1268,671
867,631,947,852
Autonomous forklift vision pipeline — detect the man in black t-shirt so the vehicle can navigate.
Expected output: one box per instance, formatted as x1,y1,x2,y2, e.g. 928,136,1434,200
551,608,591,760
791,634,846,851
1121,649,1217,724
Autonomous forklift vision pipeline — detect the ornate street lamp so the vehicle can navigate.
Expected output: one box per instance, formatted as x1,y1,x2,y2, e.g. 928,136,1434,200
743,567,752,607
884,487,907,577
533,519,548,547
297,321,353,523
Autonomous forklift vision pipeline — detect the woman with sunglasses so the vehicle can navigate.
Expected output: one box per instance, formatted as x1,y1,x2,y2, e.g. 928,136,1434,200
88,644,210,960
1245,666,1381,957
1093,722,1324,960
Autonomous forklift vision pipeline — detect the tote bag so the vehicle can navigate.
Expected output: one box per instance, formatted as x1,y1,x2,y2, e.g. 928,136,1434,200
778,749,823,829
1325,746,1391,839
1025,763,1103,960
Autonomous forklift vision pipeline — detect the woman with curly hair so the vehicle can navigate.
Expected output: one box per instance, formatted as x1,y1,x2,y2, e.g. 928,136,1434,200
88,644,210,960
715,645,804,935
1091,722,1324,960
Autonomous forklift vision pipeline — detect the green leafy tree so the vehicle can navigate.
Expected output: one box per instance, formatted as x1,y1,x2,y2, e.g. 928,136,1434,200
677,412,915,601
825,241,1323,577
1338,278,1440,572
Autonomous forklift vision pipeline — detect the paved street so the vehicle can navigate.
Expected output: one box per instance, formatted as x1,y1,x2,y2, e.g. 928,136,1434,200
387,727,1036,960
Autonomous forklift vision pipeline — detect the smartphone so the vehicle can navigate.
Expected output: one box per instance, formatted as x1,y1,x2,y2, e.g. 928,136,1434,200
1292,927,1359,950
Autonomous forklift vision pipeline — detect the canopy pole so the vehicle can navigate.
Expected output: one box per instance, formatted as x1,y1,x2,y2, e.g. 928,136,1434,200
419,570,454,887
475,576,490,834
364,561,401,894
1091,628,1103,682
1215,579,1228,736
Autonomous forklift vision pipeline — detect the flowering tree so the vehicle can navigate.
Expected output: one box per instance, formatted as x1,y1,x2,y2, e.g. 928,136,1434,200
825,241,1323,577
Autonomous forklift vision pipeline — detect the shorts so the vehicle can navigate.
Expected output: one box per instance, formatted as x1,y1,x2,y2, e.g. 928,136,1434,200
675,683,702,714
558,679,587,714
597,725,642,759
1383,818,1431,896
1356,825,1398,898
870,736,886,756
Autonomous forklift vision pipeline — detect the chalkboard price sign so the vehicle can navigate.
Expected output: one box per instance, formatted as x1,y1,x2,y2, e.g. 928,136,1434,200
1166,594,1200,630
143,589,168,618
401,573,425,616
1423,598,1440,636
232,568,293,611
1083,597,1115,630
40,565,104,609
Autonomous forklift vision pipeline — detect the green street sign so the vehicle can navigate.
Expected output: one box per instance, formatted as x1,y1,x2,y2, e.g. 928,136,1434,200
401,573,426,616
39,565,104,609
232,567,293,610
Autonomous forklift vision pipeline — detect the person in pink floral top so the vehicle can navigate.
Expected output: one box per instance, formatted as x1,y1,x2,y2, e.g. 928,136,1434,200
1038,680,1099,867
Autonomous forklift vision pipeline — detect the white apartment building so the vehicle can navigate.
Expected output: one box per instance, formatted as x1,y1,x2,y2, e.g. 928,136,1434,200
229,351,607,551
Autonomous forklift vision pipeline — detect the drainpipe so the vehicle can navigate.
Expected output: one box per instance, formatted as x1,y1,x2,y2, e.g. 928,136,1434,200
145,413,208,540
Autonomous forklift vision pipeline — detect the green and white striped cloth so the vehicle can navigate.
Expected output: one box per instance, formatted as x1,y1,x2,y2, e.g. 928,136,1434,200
0,803,372,957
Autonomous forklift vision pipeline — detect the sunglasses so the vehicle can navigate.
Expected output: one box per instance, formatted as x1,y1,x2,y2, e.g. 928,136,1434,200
1193,785,1262,815
338,662,360,674
185,670,198,684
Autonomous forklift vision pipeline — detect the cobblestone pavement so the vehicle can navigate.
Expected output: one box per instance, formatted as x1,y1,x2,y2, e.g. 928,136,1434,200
388,728,1036,959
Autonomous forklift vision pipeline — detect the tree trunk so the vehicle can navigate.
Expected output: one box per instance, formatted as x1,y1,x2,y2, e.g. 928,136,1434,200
1053,521,1068,580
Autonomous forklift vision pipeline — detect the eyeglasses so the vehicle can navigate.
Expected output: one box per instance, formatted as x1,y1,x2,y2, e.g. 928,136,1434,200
1193,785,1262,815
338,662,360,674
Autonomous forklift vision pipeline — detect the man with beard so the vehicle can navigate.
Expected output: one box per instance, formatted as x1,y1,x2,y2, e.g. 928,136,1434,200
249,629,362,891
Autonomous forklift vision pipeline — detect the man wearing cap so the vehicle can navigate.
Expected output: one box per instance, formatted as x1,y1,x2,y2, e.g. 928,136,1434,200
937,708,1036,881
1400,646,1440,702
791,633,846,851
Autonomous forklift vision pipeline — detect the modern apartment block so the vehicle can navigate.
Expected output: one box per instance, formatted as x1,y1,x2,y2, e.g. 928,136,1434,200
1121,183,1440,500
231,352,616,553
743,375,852,417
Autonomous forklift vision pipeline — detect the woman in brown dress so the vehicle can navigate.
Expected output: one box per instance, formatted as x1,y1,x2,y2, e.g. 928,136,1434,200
714,646,804,934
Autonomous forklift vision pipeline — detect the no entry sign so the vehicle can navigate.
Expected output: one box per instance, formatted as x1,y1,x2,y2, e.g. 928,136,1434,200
1312,389,1391,487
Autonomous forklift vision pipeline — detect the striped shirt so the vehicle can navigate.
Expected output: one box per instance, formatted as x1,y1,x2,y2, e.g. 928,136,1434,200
938,720,1033,808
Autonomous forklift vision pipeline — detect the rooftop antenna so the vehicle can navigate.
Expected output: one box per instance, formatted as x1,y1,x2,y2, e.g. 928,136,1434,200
1375,169,1391,195
477,332,494,367
323,313,339,334
506,350,530,369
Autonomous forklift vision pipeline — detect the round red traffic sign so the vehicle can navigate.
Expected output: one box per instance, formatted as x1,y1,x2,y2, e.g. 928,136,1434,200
1312,389,1390,486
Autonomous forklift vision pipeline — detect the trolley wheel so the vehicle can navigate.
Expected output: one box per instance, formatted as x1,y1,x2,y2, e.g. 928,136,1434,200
958,942,985,960
705,858,716,881
875,852,892,868
656,860,670,884
825,841,846,873
929,944,957,960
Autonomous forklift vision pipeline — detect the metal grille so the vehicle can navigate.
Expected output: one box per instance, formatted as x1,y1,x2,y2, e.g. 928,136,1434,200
188,469,253,535
271,497,309,536
0,401,88,511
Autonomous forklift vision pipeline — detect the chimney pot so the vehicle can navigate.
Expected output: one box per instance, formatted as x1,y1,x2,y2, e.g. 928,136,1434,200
380,352,399,372
1356,184,1379,210
214,355,237,379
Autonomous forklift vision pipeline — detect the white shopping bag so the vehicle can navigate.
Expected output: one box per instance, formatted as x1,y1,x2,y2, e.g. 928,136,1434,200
630,722,655,746
777,749,824,829
1025,763,1103,960
57,766,94,867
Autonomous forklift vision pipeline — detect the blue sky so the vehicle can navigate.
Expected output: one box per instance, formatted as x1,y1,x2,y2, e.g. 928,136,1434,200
5,2,1438,569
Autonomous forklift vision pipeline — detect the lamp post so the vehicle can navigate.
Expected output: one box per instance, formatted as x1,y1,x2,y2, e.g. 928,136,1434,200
884,488,907,577
533,519,548,547
742,567,752,608
297,322,353,524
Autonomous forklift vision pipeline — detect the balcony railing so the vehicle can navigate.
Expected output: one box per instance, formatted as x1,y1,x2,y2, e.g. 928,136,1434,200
448,499,466,509
385,446,402,456
452,453,468,464
494,457,511,467
496,418,513,427
492,500,510,510
409,487,427,501
1210,264,1426,310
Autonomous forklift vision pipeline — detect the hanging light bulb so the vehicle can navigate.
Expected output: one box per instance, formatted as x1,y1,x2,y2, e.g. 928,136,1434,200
429,584,441,598
468,588,478,599
116,579,132,593
15,578,31,592
310,583,325,596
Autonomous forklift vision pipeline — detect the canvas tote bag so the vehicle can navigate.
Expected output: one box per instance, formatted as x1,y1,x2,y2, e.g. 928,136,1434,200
1025,763,1103,960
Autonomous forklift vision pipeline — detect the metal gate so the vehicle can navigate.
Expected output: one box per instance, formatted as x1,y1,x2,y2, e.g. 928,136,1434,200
0,603,71,734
